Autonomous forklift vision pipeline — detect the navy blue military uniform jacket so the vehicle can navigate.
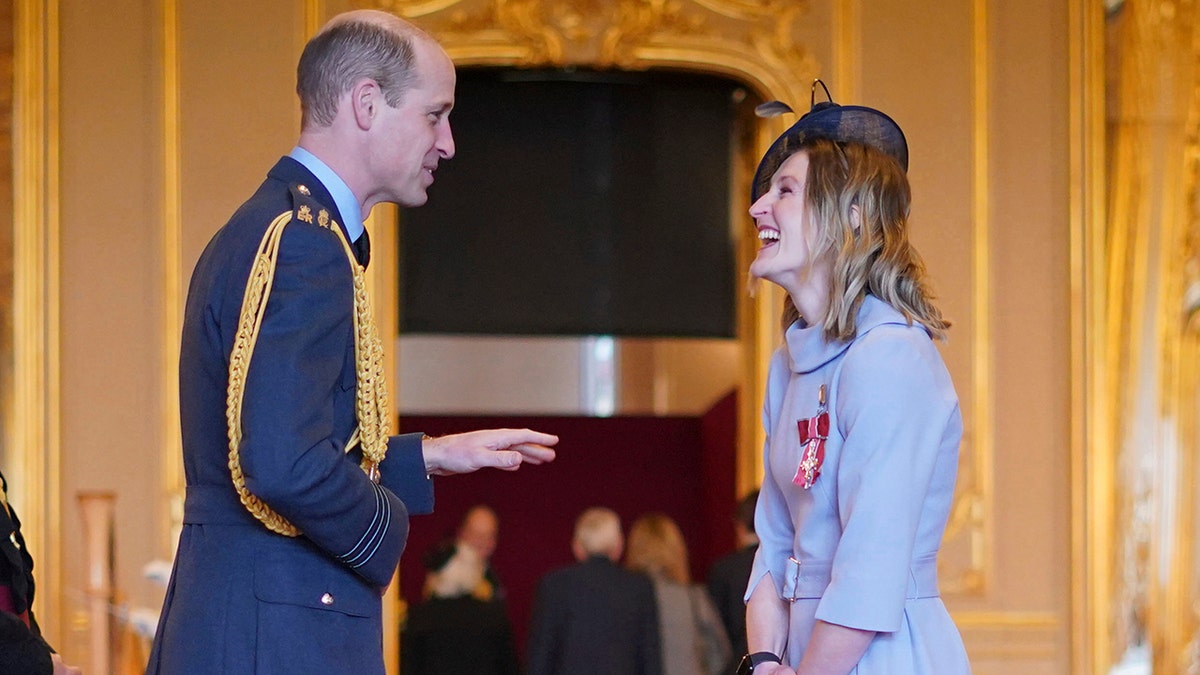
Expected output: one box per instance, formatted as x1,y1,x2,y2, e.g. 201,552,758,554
147,157,434,674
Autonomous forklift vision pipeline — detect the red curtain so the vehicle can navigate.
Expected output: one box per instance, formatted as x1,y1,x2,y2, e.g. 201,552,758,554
396,390,738,659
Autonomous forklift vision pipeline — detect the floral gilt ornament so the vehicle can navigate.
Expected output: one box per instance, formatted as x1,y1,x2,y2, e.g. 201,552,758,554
794,385,829,489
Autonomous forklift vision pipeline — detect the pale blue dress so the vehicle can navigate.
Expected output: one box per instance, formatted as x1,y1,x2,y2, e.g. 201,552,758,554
745,295,971,673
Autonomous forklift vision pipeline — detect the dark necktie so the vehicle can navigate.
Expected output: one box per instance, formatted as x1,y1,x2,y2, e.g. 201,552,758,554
352,228,371,268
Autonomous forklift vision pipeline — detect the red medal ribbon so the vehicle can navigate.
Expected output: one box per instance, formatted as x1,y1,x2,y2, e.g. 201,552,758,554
793,412,829,489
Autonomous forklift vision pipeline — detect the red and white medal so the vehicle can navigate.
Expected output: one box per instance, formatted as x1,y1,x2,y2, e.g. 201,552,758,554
793,384,829,489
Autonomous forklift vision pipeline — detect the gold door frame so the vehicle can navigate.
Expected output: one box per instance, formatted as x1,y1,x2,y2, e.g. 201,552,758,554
367,0,818,499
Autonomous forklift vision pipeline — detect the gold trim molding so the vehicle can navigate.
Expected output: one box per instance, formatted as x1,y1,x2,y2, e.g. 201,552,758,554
1068,0,1106,672
12,0,62,642
160,0,184,558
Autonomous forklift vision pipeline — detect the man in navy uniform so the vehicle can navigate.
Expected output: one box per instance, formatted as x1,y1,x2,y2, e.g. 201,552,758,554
146,10,557,674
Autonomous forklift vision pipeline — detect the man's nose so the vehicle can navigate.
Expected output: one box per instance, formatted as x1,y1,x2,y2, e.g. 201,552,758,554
437,120,455,159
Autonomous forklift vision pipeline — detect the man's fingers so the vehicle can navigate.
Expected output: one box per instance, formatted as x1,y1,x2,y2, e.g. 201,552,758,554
491,450,523,470
512,443,556,464
485,428,558,448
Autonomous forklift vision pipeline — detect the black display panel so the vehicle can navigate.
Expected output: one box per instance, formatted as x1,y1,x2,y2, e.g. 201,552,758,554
399,69,739,337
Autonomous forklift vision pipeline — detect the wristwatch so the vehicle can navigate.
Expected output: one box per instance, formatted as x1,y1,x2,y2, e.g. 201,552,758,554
736,651,782,674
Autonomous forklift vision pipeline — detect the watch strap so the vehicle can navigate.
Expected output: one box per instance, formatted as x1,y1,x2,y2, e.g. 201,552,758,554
737,651,782,674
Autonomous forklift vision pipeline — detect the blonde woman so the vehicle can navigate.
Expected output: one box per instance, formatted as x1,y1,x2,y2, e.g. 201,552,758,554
740,84,971,675
627,513,730,675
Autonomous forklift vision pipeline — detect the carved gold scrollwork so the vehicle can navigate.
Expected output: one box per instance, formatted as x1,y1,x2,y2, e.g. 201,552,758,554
367,0,816,104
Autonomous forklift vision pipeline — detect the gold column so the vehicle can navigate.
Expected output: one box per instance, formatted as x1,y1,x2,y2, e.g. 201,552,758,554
11,0,62,642
366,201,401,675
1102,0,1200,671
160,0,184,555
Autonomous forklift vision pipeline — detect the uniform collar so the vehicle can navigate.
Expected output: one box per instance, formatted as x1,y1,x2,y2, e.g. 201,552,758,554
287,146,364,243
784,294,916,373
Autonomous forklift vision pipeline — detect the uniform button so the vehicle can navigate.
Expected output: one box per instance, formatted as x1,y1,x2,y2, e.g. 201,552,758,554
297,184,311,195
320,593,334,606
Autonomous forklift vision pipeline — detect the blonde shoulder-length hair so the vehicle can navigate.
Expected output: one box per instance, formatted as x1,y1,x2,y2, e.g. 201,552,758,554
625,513,690,584
778,137,949,341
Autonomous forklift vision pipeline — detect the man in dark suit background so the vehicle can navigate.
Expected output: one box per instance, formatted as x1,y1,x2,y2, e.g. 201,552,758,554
146,10,557,674
526,507,662,675
706,488,760,673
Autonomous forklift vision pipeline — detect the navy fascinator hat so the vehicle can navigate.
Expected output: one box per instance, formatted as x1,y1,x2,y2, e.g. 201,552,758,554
751,80,909,201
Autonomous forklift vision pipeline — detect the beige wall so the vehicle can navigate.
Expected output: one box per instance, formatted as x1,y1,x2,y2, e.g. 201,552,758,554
36,0,1075,671
51,0,314,661
824,1,1072,671
57,0,168,655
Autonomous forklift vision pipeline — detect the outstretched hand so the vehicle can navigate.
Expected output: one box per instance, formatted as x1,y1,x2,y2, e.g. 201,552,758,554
422,428,558,476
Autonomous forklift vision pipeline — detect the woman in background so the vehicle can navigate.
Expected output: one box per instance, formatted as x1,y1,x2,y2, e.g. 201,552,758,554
401,542,518,675
739,84,971,674
626,513,730,675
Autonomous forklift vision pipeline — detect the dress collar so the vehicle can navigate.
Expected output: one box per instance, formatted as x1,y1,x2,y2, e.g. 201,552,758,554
784,294,917,373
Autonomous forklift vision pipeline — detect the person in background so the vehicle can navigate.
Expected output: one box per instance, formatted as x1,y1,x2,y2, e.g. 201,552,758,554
739,83,970,674
706,488,760,673
0,470,82,675
146,10,557,674
455,504,503,601
526,507,661,675
401,541,518,675
627,513,730,675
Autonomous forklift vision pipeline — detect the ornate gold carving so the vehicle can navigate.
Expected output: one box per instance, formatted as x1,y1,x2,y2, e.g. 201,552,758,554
1101,1,1200,671
367,0,816,103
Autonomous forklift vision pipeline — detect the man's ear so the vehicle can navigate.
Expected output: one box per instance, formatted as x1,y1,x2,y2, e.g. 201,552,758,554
350,78,380,130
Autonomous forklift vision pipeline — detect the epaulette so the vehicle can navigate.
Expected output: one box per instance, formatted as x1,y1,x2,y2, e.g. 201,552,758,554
288,182,336,231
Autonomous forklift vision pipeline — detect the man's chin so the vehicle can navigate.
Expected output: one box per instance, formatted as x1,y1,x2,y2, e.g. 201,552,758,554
396,190,431,209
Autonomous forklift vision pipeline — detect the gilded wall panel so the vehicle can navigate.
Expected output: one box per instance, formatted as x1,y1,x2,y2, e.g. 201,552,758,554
1103,0,1200,671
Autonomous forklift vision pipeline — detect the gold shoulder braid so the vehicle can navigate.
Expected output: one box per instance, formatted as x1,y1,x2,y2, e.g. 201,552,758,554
225,207,391,537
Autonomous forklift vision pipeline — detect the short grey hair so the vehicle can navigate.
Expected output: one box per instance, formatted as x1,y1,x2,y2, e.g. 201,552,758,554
573,507,622,557
296,19,419,129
